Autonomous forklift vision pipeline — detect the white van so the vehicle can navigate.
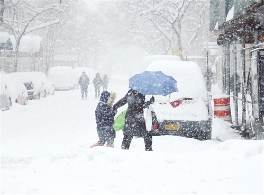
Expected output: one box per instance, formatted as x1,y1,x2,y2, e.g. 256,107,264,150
47,66,77,91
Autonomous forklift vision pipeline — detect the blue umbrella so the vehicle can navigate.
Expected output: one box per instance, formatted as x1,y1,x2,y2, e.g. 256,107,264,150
129,71,178,96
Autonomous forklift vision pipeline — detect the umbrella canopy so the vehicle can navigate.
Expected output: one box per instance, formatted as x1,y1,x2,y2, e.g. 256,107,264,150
129,71,178,96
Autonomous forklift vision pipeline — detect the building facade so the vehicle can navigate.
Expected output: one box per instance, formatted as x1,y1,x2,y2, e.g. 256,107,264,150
210,0,264,139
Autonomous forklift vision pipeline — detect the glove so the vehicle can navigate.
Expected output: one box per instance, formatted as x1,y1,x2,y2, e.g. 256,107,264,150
150,96,155,104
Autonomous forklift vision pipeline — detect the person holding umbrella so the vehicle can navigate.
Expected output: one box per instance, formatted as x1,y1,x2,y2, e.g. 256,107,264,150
113,89,155,151
113,71,178,151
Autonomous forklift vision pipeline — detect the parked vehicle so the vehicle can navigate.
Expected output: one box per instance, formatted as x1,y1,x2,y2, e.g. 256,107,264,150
0,82,12,111
146,60,212,140
1,74,28,105
9,72,45,100
48,66,77,91
25,72,55,96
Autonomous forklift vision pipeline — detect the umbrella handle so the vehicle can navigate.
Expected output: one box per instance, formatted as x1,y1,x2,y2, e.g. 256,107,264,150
150,95,155,104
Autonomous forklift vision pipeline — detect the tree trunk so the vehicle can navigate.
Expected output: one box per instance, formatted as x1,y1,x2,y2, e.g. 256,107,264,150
13,49,19,72
0,0,4,25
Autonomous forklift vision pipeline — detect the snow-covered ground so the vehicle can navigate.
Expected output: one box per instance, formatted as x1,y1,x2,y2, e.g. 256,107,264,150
1,76,263,194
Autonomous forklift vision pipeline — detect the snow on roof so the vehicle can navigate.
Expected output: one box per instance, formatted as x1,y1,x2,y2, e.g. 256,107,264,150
0,32,10,43
226,6,234,22
9,35,42,53
8,72,45,89
143,55,181,66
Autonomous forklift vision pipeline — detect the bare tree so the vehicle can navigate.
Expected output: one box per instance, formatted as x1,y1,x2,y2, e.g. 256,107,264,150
0,0,4,25
39,1,73,73
2,0,65,71
118,0,207,60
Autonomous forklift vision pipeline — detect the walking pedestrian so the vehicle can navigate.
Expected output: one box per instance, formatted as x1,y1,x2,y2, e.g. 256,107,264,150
102,74,109,91
113,89,155,151
93,73,102,98
78,71,89,99
91,91,117,148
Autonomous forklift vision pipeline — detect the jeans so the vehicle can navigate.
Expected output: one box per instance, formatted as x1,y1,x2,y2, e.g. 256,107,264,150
81,87,88,98
95,87,100,98
97,126,115,146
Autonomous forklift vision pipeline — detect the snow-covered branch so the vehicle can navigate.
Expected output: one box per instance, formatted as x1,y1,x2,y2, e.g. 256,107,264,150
25,19,60,34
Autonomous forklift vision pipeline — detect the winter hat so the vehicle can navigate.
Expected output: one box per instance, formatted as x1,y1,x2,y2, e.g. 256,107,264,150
100,91,110,103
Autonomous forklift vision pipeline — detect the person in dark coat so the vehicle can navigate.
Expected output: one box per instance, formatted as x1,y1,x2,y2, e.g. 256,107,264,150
113,89,155,151
78,71,89,99
91,91,117,148
93,73,103,98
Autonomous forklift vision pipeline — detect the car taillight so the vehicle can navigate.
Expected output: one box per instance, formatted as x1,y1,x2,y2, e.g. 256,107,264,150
170,100,183,108
153,124,158,130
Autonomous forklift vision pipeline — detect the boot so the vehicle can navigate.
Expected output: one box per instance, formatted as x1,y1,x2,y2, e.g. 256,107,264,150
145,148,153,151
90,142,100,148
106,144,114,148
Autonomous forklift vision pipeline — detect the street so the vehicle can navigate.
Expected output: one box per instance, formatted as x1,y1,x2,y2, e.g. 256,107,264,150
1,78,263,194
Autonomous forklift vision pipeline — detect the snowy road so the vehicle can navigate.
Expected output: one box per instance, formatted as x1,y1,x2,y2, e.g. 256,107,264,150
1,79,264,194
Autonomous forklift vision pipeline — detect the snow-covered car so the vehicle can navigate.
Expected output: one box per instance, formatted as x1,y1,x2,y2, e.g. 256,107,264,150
9,72,45,100
24,72,55,96
0,74,28,105
47,66,77,91
146,60,212,140
141,55,181,72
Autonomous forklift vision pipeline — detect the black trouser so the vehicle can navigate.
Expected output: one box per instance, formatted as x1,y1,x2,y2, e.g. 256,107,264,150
121,133,153,151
